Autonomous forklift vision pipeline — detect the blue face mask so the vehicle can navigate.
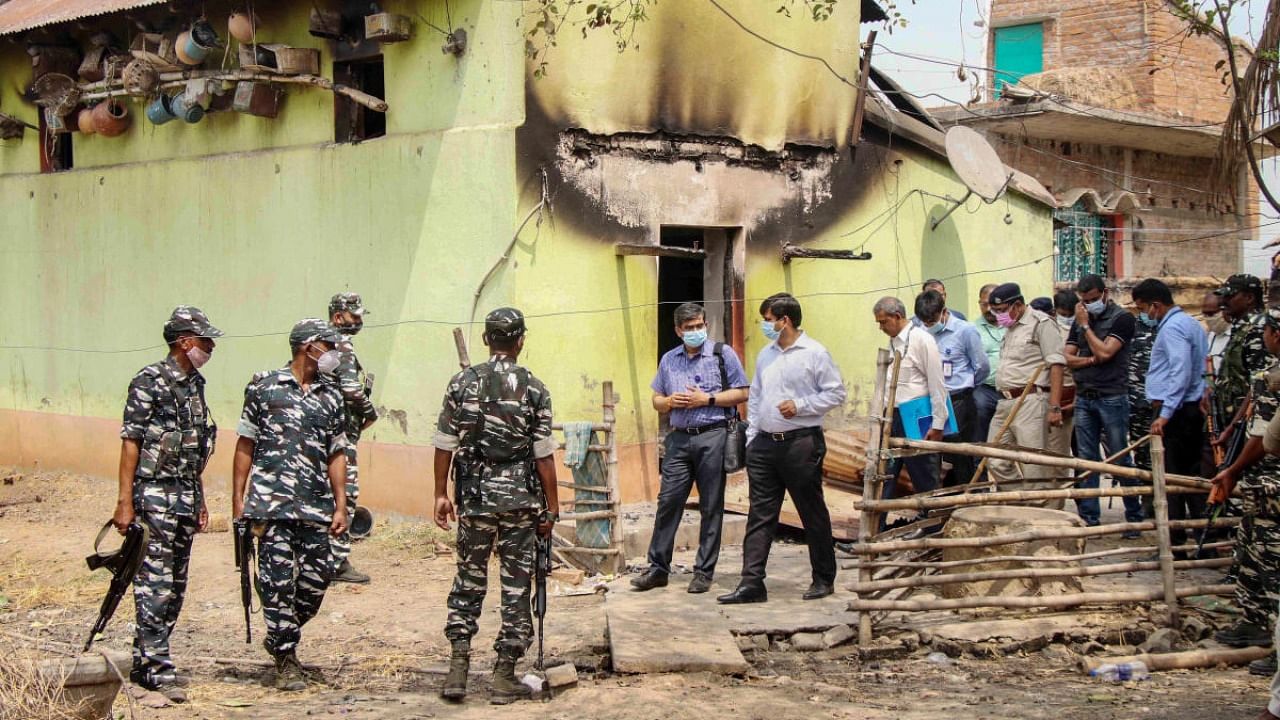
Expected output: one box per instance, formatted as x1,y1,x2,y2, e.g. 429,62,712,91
761,319,781,342
926,322,945,336
1084,299,1106,316
1138,312,1156,327
682,328,708,348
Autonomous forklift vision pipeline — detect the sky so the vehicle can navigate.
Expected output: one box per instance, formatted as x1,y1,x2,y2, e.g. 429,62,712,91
867,0,1278,278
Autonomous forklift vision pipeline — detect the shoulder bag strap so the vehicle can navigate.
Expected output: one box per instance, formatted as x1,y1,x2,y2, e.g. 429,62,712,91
712,343,738,420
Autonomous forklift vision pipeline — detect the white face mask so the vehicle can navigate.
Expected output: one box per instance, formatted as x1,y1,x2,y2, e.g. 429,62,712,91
186,345,211,369
1056,315,1074,330
311,347,340,375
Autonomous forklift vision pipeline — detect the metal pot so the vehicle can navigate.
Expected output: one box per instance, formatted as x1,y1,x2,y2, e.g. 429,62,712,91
175,31,208,65
145,94,176,125
169,91,205,124
90,100,129,137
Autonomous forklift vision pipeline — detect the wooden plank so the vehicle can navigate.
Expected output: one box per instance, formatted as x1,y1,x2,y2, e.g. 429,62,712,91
615,243,707,259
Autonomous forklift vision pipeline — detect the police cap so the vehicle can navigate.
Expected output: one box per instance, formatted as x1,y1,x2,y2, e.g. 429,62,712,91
988,283,1023,306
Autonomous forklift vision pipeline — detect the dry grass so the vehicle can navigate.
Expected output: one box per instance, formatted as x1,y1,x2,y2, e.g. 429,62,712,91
330,652,439,692
1018,67,1141,111
0,639,88,720
368,520,456,559
0,557,100,611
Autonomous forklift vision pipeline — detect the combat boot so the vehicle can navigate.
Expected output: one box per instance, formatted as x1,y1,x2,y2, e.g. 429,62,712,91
274,651,307,692
440,640,470,701
489,649,532,705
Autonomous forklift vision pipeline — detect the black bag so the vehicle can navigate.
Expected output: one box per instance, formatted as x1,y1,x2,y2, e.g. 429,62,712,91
713,343,748,473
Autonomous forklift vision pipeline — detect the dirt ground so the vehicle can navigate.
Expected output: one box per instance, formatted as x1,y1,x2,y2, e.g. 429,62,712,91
0,467,1273,720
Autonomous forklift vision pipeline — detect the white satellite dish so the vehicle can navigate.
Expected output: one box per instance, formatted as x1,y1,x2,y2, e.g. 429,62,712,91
931,126,1015,230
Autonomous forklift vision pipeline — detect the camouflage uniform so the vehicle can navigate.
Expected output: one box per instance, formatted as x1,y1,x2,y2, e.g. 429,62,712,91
120,306,221,684
1233,361,1280,633
1127,320,1158,472
434,314,556,657
1218,311,1268,421
327,293,377,570
237,320,348,656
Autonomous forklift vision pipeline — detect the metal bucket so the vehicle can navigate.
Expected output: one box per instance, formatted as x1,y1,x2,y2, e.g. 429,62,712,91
169,92,205,124
146,94,176,125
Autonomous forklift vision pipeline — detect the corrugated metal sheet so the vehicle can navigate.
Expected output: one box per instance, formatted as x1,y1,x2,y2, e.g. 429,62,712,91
0,0,168,36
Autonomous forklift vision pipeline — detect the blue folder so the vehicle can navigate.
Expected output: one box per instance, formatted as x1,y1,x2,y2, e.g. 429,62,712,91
898,393,958,439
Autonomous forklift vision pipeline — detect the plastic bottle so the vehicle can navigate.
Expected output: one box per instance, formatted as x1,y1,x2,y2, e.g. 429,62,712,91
1088,661,1150,682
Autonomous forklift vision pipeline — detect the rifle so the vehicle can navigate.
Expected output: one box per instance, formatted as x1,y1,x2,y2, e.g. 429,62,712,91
233,519,256,644
1194,502,1224,560
1205,357,1226,469
533,530,551,671
1220,394,1254,471
84,521,149,651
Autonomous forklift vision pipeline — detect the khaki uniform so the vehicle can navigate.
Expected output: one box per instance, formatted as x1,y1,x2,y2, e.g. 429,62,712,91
988,307,1065,482
1047,320,1075,460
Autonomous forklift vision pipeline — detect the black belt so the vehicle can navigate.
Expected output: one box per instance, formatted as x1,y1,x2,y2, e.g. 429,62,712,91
673,421,727,435
1077,388,1125,400
762,426,821,442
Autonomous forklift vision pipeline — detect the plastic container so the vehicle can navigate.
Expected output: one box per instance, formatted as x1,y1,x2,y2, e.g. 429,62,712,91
1088,661,1150,682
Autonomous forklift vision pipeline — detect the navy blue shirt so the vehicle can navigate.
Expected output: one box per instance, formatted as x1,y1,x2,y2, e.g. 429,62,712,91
652,342,749,429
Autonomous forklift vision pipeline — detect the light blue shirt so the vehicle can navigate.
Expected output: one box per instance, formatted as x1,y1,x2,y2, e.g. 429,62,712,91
651,341,749,429
747,331,847,442
1146,306,1208,420
911,313,990,393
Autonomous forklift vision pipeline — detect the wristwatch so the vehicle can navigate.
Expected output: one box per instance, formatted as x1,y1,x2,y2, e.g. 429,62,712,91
708,393,717,408
1049,405,1062,412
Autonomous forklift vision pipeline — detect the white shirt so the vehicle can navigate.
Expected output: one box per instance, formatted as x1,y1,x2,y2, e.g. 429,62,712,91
887,324,950,431
1208,326,1230,376
746,331,847,441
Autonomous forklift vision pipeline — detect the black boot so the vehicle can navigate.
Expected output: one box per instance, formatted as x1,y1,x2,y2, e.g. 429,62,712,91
490,649,532,704
441,640,470,701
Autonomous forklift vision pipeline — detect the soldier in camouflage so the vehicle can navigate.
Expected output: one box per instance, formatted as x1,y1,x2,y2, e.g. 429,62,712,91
115,306,222,703
1127,314,1158,520
1210,308,1280,669
232,319,349,692
327,292,378,584
433,308,559,704
1215,274,1268,423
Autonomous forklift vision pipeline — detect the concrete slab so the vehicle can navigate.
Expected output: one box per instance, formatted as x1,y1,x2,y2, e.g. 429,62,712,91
713,546,861,635
606,583,749,674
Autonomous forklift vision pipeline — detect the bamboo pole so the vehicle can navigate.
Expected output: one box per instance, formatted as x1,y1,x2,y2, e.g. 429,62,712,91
1078,646,1273,673
858,347,895,645
858,484,1180,513
840,516,1238,554
80,70,389,112
452,327,471,370
1150,436,1179,628
966,363,1045,490
602,382,624,575
888,438,1211,490
559,510,616,521
554,546,622,555
846,584,1233,612
853,540,1234,569
847,556,1231,593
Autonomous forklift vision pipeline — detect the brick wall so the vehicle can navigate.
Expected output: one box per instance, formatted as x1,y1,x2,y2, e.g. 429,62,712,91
987,133,1247,278
989,0,1237,123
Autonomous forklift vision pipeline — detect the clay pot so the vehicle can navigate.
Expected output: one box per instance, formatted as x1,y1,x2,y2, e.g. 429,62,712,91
77,107,97,134
228,12,257,44
90,100,129,137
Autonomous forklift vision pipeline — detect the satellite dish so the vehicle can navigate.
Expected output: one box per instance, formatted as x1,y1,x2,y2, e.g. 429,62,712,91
931,126,1015,230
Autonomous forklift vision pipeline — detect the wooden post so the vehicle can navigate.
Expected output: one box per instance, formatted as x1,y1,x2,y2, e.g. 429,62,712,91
602,381,624,575
1150,435,1179,628
858,348,892,645
966,363,1046,491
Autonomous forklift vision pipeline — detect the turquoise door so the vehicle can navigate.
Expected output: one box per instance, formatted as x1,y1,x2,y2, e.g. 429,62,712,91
993,22,1043,96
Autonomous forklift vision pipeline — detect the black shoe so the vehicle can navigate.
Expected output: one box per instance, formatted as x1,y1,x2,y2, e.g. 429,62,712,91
900,524,941,541
716,585,767,604
1121,530,1142,540
687,573,713,594
834,541,856,557
630,568,669,591
1214,621,1273,648
130,668,188,703
332,559,370,584
802,582,834,600
1250,654,1278,677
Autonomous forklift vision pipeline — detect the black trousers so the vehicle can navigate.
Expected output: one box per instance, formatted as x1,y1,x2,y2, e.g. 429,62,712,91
944,388,977,487
645,427,727,577
1164,402,1207,548
740,429,836,588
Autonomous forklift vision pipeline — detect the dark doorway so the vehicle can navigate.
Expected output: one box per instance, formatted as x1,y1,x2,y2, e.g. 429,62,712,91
334,56,386,143
38,113,72,173
656,227,706,366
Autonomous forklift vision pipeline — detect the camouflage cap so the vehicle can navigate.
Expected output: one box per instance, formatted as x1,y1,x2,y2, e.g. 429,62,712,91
289,318,343,347
329,292,368,317
163,305,223,343
1215,273,1263,297
484,307,526,341
1259,307,1280,330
